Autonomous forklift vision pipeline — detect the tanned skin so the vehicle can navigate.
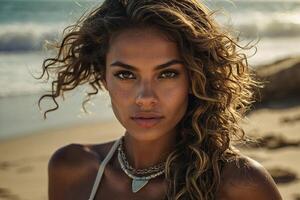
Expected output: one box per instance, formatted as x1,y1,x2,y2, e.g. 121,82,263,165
48,28,282,200
48,142,282,200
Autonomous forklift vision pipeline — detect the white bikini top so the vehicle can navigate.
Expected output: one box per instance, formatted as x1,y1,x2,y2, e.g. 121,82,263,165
88,138,121,200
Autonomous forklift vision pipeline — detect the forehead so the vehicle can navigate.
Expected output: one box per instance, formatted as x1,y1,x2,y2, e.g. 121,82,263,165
106,28,181,65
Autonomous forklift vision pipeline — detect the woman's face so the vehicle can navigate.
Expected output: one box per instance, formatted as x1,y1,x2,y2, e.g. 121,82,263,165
103,27,189,141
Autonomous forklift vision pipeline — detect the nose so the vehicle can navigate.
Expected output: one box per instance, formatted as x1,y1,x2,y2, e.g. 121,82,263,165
135,81,158,109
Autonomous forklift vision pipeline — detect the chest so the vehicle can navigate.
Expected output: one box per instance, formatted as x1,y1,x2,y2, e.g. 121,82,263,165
95,171,167,200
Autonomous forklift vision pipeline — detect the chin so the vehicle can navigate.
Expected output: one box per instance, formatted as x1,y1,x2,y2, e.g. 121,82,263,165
125,124,176,142
126,129,163,141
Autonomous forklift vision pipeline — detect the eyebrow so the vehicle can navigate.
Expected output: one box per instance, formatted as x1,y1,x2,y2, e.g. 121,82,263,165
109,59,184,71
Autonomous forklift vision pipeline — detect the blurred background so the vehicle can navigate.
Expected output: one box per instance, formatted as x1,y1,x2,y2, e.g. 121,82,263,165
0,0,299,199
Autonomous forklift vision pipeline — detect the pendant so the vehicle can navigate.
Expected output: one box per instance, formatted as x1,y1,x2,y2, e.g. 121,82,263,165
132,179,149,193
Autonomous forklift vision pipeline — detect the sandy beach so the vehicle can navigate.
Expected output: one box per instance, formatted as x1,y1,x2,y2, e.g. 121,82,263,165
1,55,300,200
0,119,124,200
241,100,300,200
1,1,300,199
0,98,300,200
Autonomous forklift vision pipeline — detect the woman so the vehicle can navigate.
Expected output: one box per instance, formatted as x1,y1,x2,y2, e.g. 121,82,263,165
39,0,282,199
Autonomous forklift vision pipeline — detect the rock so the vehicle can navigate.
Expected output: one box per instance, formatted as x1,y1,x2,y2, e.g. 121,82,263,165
280,114,300,124
239,134,300,150
0,187,20,200
294,194,300,200
267,167,298,184
255,57,300,102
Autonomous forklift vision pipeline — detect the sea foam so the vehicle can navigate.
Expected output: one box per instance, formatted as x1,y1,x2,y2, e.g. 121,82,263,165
0,23,66,52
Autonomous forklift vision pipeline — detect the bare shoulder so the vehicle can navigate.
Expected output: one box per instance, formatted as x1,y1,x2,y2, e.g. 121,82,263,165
216,155,282,200
48,141,116,200
49,141,116,169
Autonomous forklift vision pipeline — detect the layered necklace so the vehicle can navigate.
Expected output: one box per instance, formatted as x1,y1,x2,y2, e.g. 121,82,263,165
117,137,166,193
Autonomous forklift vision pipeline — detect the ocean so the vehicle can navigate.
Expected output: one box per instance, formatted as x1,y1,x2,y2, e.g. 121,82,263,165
1,0,300,140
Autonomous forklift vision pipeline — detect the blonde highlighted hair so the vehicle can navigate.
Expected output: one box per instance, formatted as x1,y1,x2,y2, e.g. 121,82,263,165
39,0,259,199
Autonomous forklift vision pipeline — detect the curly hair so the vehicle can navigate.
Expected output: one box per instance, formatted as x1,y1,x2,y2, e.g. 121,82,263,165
38,0,259,199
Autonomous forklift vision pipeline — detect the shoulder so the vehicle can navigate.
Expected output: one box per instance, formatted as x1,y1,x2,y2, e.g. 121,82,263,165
48,141,116,200
49,143,98,174
48,141,116,176
216,155,282,200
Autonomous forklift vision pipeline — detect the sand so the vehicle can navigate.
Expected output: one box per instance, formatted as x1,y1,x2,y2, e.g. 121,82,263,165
0,103,299,200
240,101,300,200
0,119,124,200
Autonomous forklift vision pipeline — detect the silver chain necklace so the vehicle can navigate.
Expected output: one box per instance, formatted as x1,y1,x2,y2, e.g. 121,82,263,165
118,138,165,175
117,137,165,193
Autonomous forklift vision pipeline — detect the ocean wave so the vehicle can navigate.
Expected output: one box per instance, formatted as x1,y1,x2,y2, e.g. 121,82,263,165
217,11,300,38
0,23,65,52
235,22,300,38
0,81,47,98
1,12,300,53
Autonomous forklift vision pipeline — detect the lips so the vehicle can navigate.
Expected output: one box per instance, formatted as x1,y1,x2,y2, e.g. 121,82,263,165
131,113,164,128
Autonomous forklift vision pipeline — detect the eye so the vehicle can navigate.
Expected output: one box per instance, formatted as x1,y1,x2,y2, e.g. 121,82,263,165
159,70,179,79
113,70,135,80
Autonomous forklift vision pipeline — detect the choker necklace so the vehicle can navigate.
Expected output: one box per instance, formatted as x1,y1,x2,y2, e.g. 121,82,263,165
117,137,165,193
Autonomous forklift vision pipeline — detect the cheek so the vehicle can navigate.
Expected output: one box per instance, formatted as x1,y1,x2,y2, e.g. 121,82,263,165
159,83,189,110
160,77,189,101
110,87,130,100
106,82,134,124
106,75,133,101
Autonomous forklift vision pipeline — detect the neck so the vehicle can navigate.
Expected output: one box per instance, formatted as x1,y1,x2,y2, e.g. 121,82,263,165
123,131,176,169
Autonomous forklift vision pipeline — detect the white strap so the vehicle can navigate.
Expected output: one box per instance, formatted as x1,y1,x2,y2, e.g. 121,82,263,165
88,138,121,200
